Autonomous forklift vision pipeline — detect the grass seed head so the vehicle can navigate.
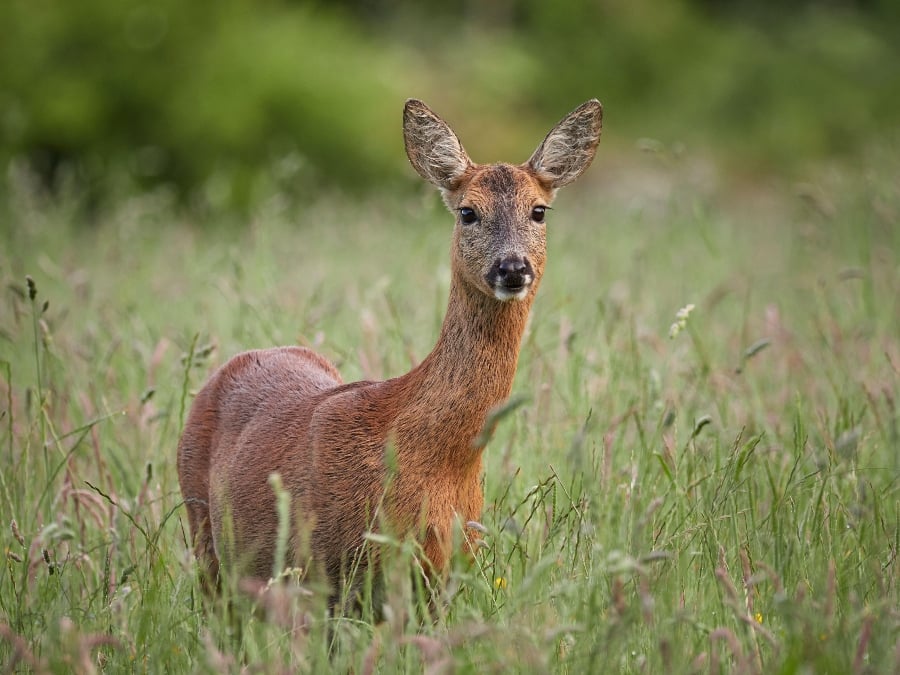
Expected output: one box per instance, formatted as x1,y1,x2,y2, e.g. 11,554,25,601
668,303,696,339
25,275,37,300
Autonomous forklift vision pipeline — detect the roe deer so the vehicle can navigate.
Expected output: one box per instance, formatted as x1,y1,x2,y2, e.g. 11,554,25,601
177,98,602,610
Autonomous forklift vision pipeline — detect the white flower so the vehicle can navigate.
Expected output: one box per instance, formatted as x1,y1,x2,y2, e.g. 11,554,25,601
668,303,696,339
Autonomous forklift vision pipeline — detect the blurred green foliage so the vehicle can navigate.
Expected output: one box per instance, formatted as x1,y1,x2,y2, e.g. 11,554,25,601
1,0,422,206
2,0,899,207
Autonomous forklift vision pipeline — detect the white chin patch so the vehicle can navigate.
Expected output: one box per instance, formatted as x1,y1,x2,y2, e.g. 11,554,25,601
493,285,530,302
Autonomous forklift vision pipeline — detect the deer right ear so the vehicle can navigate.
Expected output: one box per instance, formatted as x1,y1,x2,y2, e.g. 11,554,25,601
403,99,472,190
528,99,603,190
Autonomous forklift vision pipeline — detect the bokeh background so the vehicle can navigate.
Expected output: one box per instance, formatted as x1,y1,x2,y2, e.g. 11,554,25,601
1,3,899,671
2,0,899,209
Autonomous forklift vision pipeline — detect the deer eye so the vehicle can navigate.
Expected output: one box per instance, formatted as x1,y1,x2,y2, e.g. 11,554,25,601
531,206,547,223
459,207,478,225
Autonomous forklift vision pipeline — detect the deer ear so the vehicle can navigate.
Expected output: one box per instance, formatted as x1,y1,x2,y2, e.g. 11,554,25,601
527,99,602,190
403,99,472,190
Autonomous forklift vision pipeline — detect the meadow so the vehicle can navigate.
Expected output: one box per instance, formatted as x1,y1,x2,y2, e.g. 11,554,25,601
0,144,898,672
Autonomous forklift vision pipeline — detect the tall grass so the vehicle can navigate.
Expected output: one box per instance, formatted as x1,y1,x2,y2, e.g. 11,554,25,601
0,147,898,672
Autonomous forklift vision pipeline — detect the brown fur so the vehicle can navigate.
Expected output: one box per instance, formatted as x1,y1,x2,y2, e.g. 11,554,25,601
177,98,602,609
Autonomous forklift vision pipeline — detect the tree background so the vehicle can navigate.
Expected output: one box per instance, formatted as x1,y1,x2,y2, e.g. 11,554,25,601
2,0,899,208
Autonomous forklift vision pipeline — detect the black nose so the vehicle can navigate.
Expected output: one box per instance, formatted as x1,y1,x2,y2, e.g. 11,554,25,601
486,256,535,295
497,257,528,279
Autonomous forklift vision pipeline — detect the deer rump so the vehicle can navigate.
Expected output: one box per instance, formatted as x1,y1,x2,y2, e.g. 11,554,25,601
177,98,602,611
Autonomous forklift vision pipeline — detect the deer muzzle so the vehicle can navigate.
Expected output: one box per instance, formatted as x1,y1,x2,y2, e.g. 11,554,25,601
486,255,535,301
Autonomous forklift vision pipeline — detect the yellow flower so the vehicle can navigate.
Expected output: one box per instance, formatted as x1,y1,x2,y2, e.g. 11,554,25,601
494,577,508,590
754,612,763,624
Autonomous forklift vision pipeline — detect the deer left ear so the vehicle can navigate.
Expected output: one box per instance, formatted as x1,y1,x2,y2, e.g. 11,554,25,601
403,99,472,190
527,99,602,190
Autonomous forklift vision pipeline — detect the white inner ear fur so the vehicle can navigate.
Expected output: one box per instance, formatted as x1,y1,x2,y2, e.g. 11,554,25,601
528,101,602,189
425,133,469,186
404,102,472,189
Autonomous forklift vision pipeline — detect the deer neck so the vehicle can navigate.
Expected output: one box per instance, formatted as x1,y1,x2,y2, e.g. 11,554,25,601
431,279,532,388
393,276,534,468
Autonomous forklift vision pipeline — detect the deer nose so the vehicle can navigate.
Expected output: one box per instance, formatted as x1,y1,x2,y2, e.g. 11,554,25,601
497,257,528,278
486,256,535,301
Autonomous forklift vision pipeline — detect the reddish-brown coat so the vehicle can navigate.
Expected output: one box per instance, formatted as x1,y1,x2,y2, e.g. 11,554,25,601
177,98,602,608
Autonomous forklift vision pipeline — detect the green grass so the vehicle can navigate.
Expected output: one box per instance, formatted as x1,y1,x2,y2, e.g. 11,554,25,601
0,147,898,673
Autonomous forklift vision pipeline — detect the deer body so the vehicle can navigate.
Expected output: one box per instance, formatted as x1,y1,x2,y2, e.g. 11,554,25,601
177,99,602,607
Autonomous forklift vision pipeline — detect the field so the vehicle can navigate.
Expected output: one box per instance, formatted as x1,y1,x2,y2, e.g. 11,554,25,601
1,145,898,672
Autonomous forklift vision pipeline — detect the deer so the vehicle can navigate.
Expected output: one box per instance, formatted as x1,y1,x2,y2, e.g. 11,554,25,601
177,98,602,612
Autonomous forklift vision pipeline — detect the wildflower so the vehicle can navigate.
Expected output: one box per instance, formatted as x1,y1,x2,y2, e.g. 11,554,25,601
754,612,763,624
668,304,695,339
494,577,508,590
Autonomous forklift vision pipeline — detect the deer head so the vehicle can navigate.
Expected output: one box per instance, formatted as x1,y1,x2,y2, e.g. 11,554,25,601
403,99,602,302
